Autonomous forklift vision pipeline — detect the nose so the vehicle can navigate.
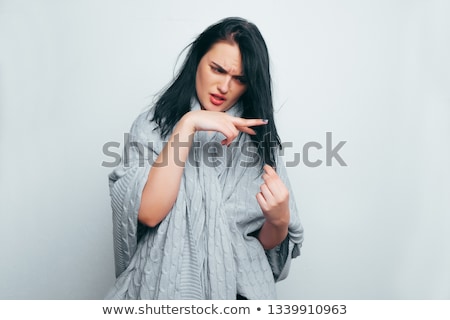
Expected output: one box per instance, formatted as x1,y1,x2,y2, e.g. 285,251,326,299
217,75,232,94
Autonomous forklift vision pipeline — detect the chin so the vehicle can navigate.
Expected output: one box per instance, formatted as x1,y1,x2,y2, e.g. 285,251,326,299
202,103,229,112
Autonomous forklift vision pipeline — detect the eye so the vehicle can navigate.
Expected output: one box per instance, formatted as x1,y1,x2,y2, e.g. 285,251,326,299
235,76,247,85
210,65,225,74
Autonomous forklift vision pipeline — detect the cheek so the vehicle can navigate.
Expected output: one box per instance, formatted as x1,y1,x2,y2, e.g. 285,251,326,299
196,67,210,92
195,71,204,95
233,86,247,100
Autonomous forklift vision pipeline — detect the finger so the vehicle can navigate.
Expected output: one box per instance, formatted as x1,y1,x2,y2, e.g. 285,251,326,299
220,122,239,146
260,183,275,204
256,192,269,211
262,167,279,193
263,164,277,176
236,126,256,135
233,118,268,128
221,134,237,146
262,169,289,199
222,135,237,146
218,127,234,145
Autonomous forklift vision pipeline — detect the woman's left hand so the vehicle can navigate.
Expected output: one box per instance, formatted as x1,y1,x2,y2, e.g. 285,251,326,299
256,164,290,227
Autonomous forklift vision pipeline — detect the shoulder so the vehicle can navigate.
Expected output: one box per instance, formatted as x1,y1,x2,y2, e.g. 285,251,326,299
129,107,160,138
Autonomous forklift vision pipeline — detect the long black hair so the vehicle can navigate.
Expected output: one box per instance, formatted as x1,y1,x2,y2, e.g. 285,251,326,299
151,17,281,168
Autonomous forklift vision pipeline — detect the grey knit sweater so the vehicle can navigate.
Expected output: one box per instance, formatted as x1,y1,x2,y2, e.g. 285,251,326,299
105,102,304,299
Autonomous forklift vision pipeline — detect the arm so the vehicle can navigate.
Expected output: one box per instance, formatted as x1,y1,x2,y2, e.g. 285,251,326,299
137,115,194,227
138,110,268,227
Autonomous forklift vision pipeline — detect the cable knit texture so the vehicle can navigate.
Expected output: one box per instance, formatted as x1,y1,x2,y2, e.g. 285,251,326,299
105,101,304,299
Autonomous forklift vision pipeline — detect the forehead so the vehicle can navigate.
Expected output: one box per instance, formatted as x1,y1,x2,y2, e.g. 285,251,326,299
204,41,243,74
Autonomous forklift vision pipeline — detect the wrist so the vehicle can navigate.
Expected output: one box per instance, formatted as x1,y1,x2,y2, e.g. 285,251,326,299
258,214,289,250
177,112,196,135
264,210,290,229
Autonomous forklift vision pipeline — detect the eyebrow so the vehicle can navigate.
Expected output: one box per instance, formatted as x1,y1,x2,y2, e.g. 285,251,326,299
211,61,245,78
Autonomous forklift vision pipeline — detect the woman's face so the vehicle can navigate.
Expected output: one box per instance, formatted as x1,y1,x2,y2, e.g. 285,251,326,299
195,41,247,112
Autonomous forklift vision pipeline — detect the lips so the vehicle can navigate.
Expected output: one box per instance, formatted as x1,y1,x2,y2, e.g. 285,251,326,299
210,93,226,106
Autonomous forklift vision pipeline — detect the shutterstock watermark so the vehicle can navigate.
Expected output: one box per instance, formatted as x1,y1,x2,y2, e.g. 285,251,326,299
101,132,347,168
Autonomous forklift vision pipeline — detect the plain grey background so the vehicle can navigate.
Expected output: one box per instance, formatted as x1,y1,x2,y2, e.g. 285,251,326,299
1,0,449,299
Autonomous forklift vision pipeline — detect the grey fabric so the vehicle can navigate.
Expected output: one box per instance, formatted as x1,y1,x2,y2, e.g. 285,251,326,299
105,101,304,299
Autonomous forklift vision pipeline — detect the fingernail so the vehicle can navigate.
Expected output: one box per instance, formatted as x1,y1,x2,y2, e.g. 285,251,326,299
262,119,269,124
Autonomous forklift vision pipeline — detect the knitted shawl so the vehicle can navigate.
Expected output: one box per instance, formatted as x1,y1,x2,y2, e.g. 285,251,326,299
105,101,304,299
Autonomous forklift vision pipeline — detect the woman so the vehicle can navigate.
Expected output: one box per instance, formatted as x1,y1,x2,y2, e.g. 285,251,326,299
106,17,303,300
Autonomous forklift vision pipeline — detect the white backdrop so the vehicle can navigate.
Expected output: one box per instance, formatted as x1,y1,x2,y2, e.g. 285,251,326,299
1,0,449,299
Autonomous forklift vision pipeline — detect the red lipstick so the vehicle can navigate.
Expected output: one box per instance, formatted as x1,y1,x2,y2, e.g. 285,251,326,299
210,93,226,106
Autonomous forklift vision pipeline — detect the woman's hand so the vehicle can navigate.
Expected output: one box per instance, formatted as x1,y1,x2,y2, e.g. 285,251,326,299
256,164,291,249
256,164,290,226
139,109,267,227
181,110,268,146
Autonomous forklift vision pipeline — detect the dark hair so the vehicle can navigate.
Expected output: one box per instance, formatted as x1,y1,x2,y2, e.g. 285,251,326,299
151,17,281,168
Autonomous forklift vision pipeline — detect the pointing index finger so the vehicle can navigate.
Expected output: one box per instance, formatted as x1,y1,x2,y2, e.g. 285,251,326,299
233,118,269,127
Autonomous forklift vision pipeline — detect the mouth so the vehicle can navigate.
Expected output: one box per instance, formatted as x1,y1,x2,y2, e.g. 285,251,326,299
210,93,226,106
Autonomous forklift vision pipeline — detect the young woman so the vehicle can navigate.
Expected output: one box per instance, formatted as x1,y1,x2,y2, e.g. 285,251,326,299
106,17,304,300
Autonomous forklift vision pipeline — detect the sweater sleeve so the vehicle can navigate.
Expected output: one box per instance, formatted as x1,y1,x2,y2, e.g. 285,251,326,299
108,110,162,277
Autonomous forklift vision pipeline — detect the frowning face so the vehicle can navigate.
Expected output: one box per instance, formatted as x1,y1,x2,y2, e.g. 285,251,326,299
195,41,247,112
